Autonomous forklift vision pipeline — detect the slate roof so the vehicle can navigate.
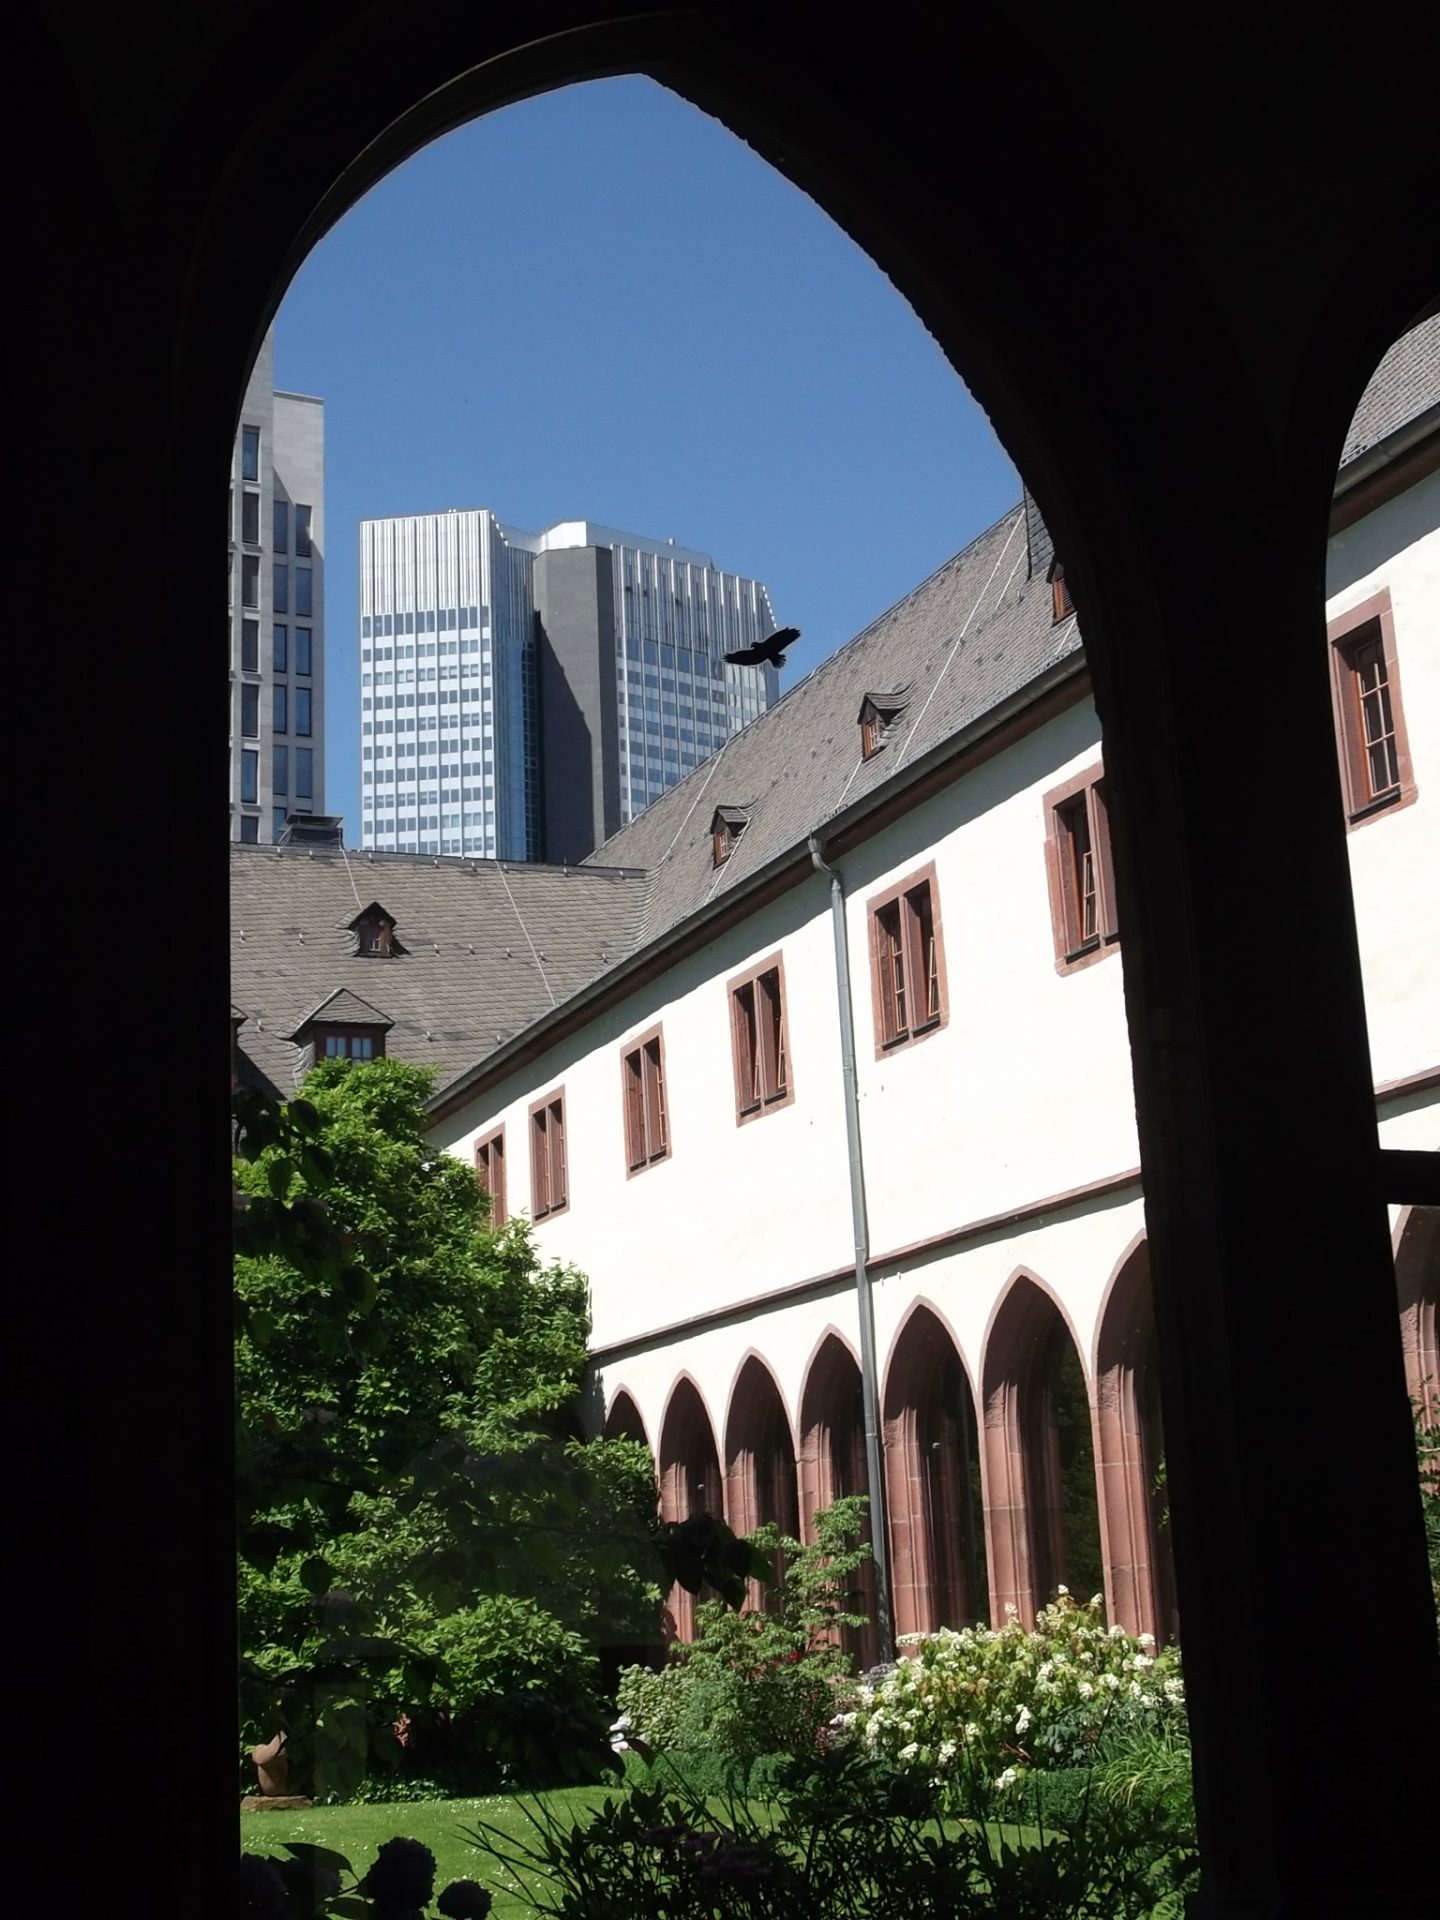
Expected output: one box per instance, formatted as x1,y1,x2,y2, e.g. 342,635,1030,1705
286,986,395,1039
1340,312,1440,467
578,502,1077,952
231,846,649,1096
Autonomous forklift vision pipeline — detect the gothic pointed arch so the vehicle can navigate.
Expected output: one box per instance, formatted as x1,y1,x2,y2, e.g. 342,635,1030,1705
798,1330,879,1668
980,1271,1102,1626
882,1300,988,1637
1094,1239,1177,1643
723,1353,799,1540
603,1387,652,1450
1395,1207,1438,1416
657,1373,724,1644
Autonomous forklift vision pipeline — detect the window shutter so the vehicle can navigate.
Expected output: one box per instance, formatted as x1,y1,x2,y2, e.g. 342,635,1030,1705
531,1110,548,1216
1091,780,1119,942
552,1099,567,1208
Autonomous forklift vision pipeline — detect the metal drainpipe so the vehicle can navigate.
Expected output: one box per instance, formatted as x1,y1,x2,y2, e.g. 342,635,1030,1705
808,833,895,1666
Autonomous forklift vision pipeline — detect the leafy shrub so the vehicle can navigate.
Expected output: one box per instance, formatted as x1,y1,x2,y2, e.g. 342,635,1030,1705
843,1589,1185,1787
621,1746,793,1799
461,1743,1198,1918
616,1497,870,1761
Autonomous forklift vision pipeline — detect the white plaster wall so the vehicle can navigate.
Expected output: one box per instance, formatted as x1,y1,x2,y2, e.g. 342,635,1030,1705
591,1192,1150,1470
436,884,857,1351
1326,470,1440,1086
433,471,1437,1410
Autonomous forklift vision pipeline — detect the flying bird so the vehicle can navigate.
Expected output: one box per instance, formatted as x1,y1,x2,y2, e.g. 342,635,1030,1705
724,625,800,669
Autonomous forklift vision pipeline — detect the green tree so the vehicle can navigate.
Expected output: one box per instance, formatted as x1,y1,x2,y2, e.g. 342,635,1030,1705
234,1061,764,1798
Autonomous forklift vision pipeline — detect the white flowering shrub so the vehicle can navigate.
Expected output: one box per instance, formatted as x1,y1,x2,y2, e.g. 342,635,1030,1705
840,1589,1185,1788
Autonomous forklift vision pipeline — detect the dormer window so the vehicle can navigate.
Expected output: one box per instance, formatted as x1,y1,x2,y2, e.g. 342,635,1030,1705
710,806,749,868
857,689,910,760
348,902,400,957
1050,562,1073,622
285,988,394,1068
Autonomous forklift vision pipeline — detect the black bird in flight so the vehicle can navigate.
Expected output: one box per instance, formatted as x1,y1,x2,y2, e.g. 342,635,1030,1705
724,625,800,669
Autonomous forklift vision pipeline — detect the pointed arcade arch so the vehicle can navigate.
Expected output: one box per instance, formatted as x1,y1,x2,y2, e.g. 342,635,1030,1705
657,1374,724,1644
798,1331,879,1668
882,1302,988,1638
724,1353,799,1540
1094,1241,1177,1643
603,1387,652,1450
981,1273,1103,1626
1395,1207,1439,1416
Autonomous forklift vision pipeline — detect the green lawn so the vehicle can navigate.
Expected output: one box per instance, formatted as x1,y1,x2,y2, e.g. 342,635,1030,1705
241,1788,615,1916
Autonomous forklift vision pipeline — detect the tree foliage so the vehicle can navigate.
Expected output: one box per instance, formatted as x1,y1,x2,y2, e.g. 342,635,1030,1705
234,1062,766,1798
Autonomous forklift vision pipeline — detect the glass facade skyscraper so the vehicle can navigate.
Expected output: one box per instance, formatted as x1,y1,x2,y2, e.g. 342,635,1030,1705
359,511,779,860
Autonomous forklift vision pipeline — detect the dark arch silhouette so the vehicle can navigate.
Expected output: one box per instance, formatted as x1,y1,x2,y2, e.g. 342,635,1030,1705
798,1331,879,1668
603,1387,652,1449
724,1354,800,1612
882,1303,988,1637
1095,1241,1178,1644
981,1274,1102,1626
657,1374,724,1644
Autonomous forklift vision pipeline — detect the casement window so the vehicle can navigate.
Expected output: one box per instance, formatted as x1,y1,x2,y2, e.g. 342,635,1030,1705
622,1027,670,1172
729,956,792,1122
319,1030,378,1061
1043,764,1119,970
475,1127,507,1225
530,1091,569,1219
861,709,883,759
869,863,947,1051
1328,590,1415,826
1050,563,1073,622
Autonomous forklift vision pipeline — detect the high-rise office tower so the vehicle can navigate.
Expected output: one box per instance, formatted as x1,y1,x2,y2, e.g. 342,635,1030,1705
228,330,326,843
359,512,779,861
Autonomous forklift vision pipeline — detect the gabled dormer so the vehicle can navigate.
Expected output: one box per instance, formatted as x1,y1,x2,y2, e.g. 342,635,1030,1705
858,687,911,760
710,806,750,869
285,987,394,1069
348,902,402,958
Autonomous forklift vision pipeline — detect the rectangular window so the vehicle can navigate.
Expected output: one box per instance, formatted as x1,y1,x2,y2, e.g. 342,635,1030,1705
273,623,287,674
295,748,313,799
240,749,258,804
239,814,259,843
296,568,313,617
622,1027,670,1172
529,1092,568,1219
240,682,259,738
273,807,287,840
869,865,946,1050
295,505,313,558
322,1032,375,1061
241,491,260,546
241,617,259,674
273,684,287,734
241,554,260,609
729,956,792,1122
241,426,259,482
273,499,289,553
295,628,312,676
274,563,289,615
1051,565,1073,622
475,1127,507,1225
1044,765,1119,969
273,745,288,794
295,688,312,736
1329,591,1414,825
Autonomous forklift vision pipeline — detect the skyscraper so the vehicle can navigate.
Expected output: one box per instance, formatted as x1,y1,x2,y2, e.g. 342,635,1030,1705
359,511,779,860
229,330,326,843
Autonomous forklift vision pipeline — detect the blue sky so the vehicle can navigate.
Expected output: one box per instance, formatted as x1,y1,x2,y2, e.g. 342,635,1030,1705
274,76,1018,837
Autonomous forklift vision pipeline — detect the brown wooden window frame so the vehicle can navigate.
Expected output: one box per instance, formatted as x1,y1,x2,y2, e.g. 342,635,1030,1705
621,1024,671,1175
728,952,794,1125
475,1125,507,1226
1043,762,1120,973
867,861,949,1055
1050,563,1073,623
1327,588,1416,828
528,1088,569,1220
316,1027,382,1061
860,707,884,760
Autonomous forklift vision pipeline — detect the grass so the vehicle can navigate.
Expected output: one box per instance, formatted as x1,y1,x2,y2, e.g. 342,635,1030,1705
241,1787,616,1916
